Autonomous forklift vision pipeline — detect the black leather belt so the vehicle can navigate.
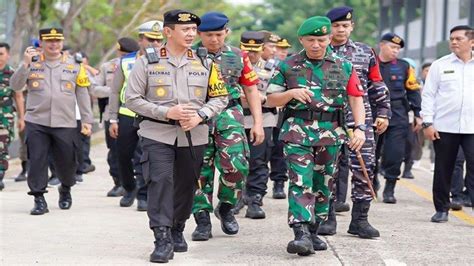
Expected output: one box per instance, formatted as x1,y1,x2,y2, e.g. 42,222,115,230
286,109,341,122
243,107,277,116
141,116,206,125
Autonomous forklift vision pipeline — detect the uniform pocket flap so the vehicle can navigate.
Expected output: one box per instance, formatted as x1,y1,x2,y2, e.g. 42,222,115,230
149,77,172,87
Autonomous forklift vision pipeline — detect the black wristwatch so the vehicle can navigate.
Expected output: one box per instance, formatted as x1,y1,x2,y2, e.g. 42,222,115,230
422,122,433,129
197,110,208,121
355,124,367,132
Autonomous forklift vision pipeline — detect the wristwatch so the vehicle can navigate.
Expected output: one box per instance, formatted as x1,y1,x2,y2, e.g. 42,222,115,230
422,122,433,129
197,110,208,121
355,124,367,131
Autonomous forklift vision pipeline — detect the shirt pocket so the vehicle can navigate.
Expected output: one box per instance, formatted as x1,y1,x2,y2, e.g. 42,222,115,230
439,73,457,92
60,79,76,95
147,76,173,101
27,77,45,92
188,76,208,102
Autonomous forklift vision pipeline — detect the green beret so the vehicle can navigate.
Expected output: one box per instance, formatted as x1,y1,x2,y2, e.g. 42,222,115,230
297,16,331,37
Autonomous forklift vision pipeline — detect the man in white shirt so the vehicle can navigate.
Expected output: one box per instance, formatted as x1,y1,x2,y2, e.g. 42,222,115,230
421,25,474,223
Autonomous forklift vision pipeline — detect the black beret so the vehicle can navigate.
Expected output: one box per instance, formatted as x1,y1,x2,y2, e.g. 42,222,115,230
450,25,473,34
117,37,140,53
326,6,354,23
39,28,64,40
380,33,404,48
163,9,201,27
240,31,265,52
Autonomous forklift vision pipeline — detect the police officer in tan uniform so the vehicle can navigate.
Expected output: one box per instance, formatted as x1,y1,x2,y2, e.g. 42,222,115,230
109,21,164,211
92,37,139,197
239,31,280,219
10,28,93,215
125,10,228,263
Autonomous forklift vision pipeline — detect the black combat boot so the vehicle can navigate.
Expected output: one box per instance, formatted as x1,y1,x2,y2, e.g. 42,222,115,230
348,201,380,238
334,201,350,212
272,181,286,199
318,199,337,235
215,202,239,235
383,179,397,204
191,211,212,241
245,194,265,219
0,171,4,191
308,222,328,251
14,161,28,182
30,195,49,215
120,187,137,207
137,199,148,211
58,185,72,210
402,161,414,179
287,223,315,256
171,222,187,253
150,226,174,263
107,176,125,197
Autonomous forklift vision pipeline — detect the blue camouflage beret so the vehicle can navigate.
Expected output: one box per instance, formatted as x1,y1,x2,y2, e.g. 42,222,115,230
380,33,404,48
326,6,354,23
197,12,229,32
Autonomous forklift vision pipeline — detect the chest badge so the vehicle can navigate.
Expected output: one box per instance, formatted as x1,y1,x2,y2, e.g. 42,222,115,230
65,82,73,90
195,88,202,97
31,81,40,88
156,87,166,97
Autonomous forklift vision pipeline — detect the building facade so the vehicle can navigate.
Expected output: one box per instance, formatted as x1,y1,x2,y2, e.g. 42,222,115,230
379,0,473,66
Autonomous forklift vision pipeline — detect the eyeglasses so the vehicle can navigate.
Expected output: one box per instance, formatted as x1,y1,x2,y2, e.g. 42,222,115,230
146,37,161,43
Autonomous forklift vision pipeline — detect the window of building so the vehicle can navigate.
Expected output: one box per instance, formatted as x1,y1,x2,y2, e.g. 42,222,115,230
459,0,470,18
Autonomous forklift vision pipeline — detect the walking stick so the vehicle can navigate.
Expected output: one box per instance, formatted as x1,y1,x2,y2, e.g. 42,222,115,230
348,129,377,200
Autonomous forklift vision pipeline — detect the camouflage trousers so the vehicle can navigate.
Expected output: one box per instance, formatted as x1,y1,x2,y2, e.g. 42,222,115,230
285,142,340,225
348,128,376,201
192,127,250,213
0,113,14,172
332,128,376,201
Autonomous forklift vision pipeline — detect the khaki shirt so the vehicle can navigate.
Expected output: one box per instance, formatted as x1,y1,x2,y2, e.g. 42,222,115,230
109,57,126,121
243,58,278,129
10,54,93,128
125,46,228,147
91,58,119,122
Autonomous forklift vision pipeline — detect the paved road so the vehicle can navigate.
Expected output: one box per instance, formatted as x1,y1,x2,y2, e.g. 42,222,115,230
1,131,473,265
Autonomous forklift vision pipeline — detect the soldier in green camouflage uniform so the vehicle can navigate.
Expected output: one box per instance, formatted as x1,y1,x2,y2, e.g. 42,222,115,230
191,12,264,241
0,43,25,191
266,17,366,256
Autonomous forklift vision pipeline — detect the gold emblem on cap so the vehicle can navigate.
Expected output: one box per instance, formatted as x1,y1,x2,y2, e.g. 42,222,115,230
156,87,166,97
249,39,256,44
51,28,57,34
392,36,401,44
346,12,352,19
322,26,327,34
178,13,191,22
152,22,161,32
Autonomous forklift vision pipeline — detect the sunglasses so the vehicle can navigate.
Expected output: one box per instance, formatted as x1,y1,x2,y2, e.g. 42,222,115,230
146,37,161,43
